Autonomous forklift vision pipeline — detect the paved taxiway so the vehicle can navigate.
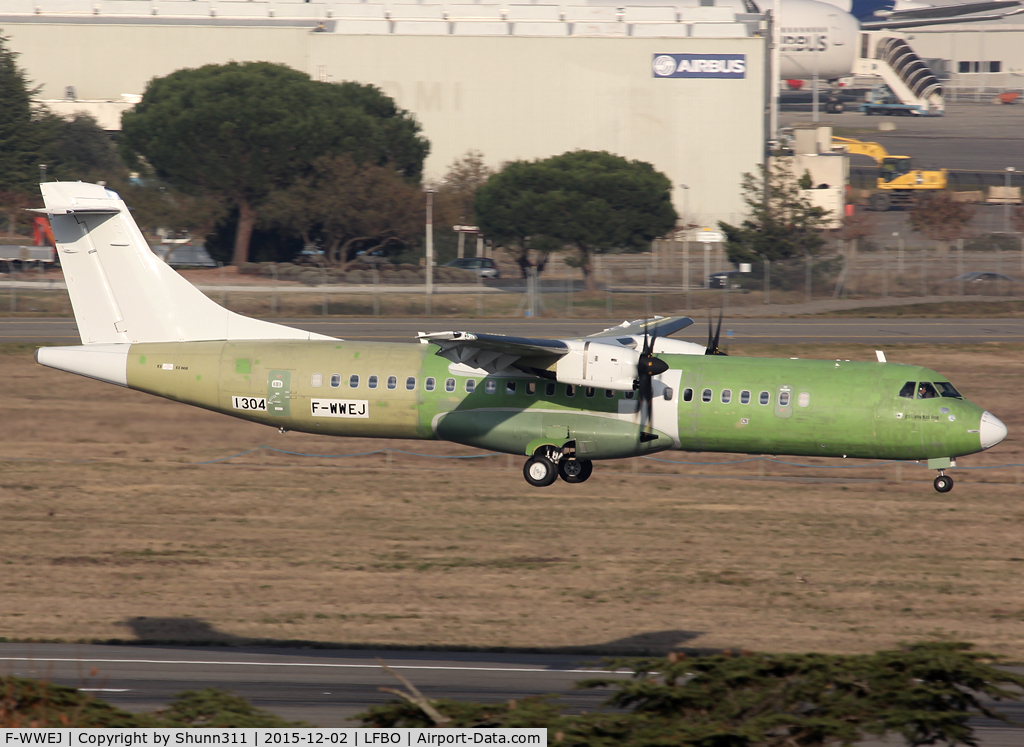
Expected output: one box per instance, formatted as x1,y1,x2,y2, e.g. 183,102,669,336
4,317,1023,346
2,643,1023,744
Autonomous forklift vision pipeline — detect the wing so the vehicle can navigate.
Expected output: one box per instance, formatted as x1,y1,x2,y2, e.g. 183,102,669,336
418,331,568,374
587,316,695,340
417,317,694,376
861,1,1023,28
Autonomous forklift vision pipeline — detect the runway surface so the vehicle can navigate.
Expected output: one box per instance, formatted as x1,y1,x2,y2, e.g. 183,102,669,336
0,643,618,726
4,317,1023,346
2,643,1023,744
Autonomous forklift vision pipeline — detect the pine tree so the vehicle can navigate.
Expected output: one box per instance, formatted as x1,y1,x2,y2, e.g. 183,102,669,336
0,32,43,194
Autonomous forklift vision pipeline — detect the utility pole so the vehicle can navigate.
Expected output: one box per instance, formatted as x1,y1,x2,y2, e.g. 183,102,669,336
425,186,435,313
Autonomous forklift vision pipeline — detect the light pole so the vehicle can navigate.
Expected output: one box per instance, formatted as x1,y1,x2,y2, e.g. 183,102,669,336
1005,167,1015,233
680,184,690,303
425,186,436,312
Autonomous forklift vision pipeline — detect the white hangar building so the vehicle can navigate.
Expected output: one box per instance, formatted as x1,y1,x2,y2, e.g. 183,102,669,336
0,1,771,228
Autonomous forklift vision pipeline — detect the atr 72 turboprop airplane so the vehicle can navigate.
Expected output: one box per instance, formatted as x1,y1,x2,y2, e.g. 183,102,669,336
34,182,1007,492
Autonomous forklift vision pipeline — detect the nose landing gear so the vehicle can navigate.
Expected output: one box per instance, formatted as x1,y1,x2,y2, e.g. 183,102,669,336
933,471,954,493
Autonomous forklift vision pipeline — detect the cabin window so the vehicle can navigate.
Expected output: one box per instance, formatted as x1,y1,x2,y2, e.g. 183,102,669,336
545,382,556,396
506,380,516,395
779,390,791,407
445,378,456,392
798,392,810,408
935,382,962,399
740,390,751,404
405,376,416,391
566,385,576,397
311,373,323,388
624,390,635,400
701,388,713,403
917,382,939,399
330,373,341,388
526,382,536,396
387,375,397,390
682,388,693,402
721,389,732,404
759,391,770,405
605,389,615,398
485,380,497,394
349,374,359,388
466,379,476,393
368,375,378,389
585,386,595,398
425,377,436,392
899,381,916,399
663,387,674,401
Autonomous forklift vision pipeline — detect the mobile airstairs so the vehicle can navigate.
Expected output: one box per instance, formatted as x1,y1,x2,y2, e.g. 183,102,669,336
855,31,945,116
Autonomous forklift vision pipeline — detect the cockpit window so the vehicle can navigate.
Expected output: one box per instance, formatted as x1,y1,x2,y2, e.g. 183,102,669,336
917,382,939,399
935,382,962,399
899,381,916,399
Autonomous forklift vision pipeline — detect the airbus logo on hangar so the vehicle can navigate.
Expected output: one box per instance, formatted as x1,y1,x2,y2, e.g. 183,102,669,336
652,54,747,79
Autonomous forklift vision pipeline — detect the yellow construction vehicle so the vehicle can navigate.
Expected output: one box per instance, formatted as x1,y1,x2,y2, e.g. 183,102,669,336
832,136,947,211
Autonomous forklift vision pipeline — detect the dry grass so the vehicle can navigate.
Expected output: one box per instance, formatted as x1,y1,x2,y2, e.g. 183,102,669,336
1,343,1023,657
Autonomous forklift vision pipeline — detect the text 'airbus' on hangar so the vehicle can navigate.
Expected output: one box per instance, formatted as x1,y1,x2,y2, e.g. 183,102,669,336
1,1,770,227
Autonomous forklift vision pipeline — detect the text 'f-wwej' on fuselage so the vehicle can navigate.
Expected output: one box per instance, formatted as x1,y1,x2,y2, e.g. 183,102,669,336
33,181,1007,492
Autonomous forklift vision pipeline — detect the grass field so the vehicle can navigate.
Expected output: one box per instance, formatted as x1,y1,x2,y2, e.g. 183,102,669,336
2,343,1023,657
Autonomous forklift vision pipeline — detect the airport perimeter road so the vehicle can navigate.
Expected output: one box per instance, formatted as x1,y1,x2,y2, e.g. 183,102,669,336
0,643,617,726
2,643,1024,744
5,317,1024,346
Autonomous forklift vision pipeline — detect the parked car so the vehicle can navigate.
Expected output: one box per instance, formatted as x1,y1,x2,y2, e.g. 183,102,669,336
944,272,1019,284
445,257,500,278
708,270,742,289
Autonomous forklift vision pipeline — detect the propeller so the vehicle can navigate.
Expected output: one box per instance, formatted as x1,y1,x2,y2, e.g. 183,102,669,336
637,321,669,443
705,308,729,356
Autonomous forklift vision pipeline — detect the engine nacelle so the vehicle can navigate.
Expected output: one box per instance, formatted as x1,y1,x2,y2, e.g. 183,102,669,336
555,341,640,391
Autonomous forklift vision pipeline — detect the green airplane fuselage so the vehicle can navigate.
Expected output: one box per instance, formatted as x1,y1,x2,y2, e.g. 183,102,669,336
124,340,990,463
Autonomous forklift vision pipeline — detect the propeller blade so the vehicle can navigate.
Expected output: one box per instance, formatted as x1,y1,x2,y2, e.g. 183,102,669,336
637,317,665,442
705,308,729,356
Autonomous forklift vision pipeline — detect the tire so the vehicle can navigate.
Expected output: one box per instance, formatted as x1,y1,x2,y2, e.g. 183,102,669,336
869,193,891,212
832,101,844,113
933,475,954,493
523,457,558,487
558,459,593,484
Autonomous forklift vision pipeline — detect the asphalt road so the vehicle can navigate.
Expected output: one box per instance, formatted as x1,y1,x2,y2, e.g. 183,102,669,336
4,317,1023,346
2,643,1023,745
781,101,1024,173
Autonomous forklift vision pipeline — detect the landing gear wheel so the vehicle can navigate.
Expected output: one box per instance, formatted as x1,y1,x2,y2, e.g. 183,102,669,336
558,459,593,484
524,457,558,487
826,101,845,114
933,474,954,493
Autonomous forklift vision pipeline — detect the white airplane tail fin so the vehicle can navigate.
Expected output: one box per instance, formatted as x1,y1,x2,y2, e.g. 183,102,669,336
40,181,333,344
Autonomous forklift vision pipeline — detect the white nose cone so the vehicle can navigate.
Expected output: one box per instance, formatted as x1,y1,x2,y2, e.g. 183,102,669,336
979,411,1008,449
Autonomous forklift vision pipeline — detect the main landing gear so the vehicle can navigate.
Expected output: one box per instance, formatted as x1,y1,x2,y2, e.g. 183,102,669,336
933,470,954,493
522,446,593,487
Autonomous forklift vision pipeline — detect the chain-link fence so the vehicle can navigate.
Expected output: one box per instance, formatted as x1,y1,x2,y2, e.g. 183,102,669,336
3,236,1023,319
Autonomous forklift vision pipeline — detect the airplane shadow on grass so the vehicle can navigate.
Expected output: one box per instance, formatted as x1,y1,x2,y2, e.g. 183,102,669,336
115,616,711,658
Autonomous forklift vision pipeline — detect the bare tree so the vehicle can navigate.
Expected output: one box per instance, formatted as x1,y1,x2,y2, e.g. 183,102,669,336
908,191,973,255
262,155,422,268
